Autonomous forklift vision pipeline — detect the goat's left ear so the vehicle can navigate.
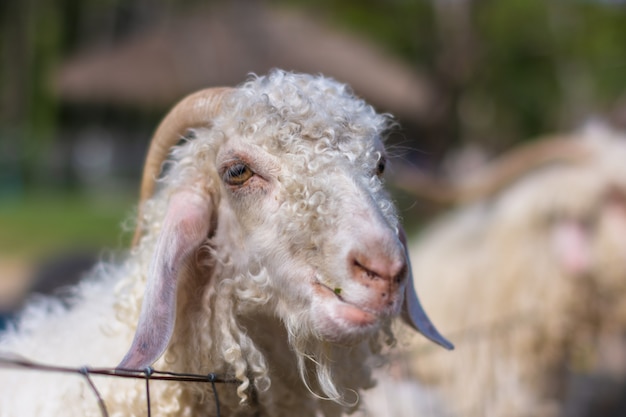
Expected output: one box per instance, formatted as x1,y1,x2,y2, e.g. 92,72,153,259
118,190,213,369
399,226,454,350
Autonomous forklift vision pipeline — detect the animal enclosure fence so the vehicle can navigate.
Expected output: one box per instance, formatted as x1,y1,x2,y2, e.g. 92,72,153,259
0,353,238,417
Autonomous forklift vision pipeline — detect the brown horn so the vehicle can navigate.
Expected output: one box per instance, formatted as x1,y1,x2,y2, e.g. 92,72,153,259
132,87,234,246
392,135,591,205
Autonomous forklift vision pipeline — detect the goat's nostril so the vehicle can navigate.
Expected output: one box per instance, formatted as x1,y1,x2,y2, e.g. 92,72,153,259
353,259,381,281
350,253,406,284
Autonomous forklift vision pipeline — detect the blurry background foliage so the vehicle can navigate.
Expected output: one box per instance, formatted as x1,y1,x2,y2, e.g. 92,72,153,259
0,0,625,256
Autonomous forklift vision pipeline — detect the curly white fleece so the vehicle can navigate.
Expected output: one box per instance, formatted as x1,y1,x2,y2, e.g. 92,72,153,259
0,70,402,417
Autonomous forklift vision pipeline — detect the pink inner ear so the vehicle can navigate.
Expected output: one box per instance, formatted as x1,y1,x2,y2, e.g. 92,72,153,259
118,191,212,369
551,219,591,276
398,227,454,350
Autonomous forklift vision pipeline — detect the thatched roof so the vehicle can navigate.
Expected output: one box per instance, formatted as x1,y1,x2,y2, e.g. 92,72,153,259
53,3,435,122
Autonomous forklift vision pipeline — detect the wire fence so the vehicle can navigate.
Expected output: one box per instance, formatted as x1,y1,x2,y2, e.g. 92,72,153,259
0,313,534,417
0,353,239,417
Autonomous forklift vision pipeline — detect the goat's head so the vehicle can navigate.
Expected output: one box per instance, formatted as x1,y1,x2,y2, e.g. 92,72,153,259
118,71,452,371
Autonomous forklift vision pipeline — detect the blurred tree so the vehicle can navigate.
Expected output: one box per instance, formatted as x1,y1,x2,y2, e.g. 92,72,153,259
1,0,62,187
279,0,626,158
1,0,625,187
0,0,180,190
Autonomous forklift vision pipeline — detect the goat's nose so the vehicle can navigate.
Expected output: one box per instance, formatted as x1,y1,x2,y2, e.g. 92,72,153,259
349,248,407,311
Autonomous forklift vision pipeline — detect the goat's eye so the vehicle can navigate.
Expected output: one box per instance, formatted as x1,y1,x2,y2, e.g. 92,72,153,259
376,158,386,176
224,163,253,186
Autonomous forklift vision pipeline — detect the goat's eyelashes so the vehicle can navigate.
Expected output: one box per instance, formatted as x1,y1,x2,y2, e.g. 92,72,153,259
223,163,254,186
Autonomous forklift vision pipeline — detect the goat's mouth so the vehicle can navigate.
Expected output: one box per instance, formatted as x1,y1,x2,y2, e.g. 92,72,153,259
312,280,379,328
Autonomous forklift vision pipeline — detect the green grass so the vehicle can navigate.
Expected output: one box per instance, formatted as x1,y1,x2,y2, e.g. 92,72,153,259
0,190,135,258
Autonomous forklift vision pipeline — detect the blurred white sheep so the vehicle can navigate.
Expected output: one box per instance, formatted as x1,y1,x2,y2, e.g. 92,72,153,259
394,125,626,417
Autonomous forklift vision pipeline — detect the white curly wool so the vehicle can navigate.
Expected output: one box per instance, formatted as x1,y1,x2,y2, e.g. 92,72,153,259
0,70,450,417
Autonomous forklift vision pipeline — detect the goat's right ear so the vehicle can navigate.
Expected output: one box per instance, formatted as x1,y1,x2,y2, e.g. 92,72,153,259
118,190,212,369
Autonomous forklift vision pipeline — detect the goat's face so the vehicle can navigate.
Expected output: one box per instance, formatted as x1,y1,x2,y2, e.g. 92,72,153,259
118,71,452,370
213,128,405,343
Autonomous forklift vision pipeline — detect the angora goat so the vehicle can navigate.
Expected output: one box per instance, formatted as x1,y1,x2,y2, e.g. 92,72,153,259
397,126,626,417
0,70,451,417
